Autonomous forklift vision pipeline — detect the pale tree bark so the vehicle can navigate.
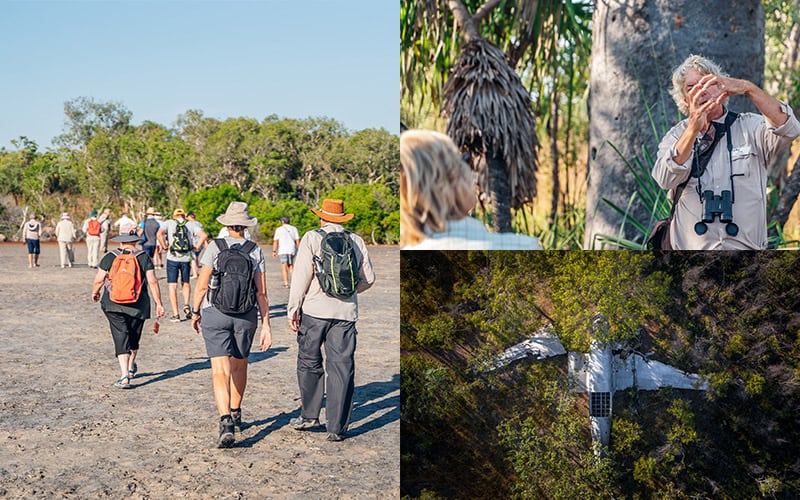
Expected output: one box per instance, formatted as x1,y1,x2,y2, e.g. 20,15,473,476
585,0,764,248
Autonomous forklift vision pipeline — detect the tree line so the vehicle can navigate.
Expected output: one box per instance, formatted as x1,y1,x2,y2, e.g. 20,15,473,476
0,97,399,243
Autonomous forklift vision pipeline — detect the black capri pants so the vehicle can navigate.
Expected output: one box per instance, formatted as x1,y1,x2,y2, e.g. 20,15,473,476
104,311,145,356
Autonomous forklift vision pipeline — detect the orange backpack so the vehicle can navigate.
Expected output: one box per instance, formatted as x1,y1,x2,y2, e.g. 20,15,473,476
87,219,101,236
106,250,144,304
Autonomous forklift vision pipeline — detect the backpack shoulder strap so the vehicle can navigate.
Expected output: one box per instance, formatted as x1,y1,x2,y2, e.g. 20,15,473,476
240,240,257,254
215,238,228,251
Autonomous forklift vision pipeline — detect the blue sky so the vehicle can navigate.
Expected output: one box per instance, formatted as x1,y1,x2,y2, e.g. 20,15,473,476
0,0,399,149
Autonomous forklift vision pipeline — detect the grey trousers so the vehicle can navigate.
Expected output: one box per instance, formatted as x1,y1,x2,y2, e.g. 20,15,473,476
296,314,357,435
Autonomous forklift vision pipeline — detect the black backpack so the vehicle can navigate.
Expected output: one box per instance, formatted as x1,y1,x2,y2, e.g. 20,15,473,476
209,238,258,314
313,229,359,298
170,219,191,253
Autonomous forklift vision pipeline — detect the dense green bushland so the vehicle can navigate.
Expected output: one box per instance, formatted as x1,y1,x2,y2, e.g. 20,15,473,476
401,251,800,498
0,97,399,242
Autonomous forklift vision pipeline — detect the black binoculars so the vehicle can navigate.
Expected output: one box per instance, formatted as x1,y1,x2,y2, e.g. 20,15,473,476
694,190,739,236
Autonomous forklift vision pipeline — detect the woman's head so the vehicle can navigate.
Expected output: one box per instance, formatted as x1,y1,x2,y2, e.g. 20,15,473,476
400,130,477,246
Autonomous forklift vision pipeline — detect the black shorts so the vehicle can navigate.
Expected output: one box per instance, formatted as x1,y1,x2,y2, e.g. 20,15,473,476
105,311,145,356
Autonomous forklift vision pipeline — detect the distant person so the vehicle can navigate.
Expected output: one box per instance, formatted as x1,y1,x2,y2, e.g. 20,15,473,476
55,213,77,268
82,209,103,268
272,215,300,288
98,208,113,253
91,231,165,389
287,199,375,441
157,208,204,322
652,54,800,249
186,211,207,278
190,202,272,448
22,213,42,268
138,207,161,260
400,129,543,250
114,213,137,236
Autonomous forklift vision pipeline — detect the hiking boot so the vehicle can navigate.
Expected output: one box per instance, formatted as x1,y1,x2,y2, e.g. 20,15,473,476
290,416,320,430
326,432,343,442
170,314,181,323
230,409,242,432
183,305,191,320
218,416,235,448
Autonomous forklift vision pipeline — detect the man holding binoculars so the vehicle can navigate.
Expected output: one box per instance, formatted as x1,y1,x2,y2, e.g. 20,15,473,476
653,54,800,249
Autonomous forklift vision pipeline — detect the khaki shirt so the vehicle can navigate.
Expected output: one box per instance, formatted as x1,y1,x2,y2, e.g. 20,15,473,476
653,103,800,249
54,219,76,243
287,223,375,322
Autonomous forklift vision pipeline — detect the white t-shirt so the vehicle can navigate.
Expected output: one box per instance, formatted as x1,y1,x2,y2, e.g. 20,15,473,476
218,227,251,240
273,224,300,255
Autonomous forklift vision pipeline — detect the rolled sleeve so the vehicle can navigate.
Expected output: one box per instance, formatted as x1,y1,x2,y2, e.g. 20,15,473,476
652,123,693,191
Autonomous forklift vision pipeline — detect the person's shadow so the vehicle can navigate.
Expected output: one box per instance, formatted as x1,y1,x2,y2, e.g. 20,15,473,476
236,372,399,447
132,347,288,388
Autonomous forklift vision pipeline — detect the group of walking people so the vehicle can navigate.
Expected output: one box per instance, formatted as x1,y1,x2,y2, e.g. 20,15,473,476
89,199,375,447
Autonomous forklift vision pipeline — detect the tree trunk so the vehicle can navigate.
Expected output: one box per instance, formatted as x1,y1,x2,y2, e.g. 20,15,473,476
550,92,560,225
486,147,512,232
585,0,764,248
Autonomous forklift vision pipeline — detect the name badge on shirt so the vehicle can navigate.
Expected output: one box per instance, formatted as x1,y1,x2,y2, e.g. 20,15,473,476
731,145,752,160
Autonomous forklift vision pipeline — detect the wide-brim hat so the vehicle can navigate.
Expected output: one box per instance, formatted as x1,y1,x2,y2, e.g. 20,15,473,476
111,232,140,243
146,207,157,215
216,201,257,227
311,199,354,223
61,213,70,220
172,208,186,218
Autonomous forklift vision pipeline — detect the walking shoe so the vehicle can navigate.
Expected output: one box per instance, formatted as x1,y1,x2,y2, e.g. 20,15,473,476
170,314,181,323
183,305,191,320
326,432,343,442
230,409,242,432
218,416,235,448
290,416,320,430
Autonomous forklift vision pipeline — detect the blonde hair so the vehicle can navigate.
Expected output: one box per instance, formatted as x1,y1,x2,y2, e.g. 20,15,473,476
669,54,729,115
400,130,477,246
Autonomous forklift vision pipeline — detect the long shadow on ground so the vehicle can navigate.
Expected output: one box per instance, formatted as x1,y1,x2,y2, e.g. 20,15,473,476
236,373,399,446
132,347,288,388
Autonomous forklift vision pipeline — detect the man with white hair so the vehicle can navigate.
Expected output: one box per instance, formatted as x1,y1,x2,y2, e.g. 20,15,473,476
652,54,800,249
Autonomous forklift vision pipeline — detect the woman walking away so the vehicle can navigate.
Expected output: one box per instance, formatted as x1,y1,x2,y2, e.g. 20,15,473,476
91,231,165,389
191,202,272,448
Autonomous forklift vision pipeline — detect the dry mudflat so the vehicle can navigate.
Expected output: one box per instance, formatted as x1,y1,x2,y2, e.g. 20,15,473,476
0,242,399,498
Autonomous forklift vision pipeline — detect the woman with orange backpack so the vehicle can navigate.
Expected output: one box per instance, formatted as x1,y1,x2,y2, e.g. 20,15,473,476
90,231,165,389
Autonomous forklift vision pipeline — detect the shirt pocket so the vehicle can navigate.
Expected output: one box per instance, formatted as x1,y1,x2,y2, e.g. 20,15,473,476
731,144,755,179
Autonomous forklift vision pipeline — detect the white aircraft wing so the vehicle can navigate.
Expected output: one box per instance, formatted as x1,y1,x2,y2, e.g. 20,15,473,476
613,354,708,391
488,327,566,371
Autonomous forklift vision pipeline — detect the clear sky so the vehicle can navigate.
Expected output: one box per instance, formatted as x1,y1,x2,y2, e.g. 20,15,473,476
0,0,399,149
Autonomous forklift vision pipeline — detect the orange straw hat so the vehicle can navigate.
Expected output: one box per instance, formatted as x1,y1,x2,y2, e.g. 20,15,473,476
310,199,354,223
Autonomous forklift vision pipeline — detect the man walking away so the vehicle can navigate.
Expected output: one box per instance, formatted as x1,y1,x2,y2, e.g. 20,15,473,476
287,199,375,441
98,208,113,253
55,213,76,268
158,208,203,321
83,209,102,268
272,215,300,288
